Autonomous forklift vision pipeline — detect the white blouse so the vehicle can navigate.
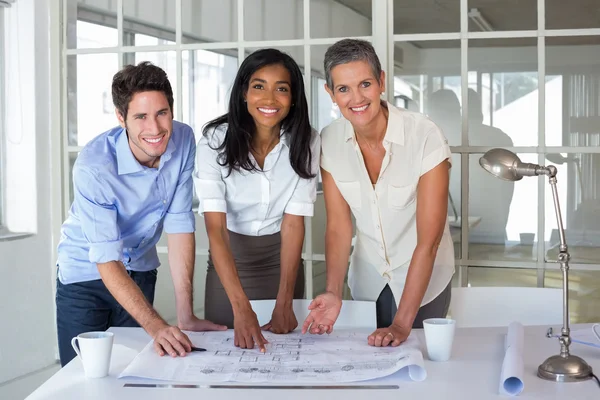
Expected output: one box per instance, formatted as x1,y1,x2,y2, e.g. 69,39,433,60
320,102,455,306
194,123,320,236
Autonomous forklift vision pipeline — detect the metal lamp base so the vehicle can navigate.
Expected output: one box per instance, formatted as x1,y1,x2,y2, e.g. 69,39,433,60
538,354,593,382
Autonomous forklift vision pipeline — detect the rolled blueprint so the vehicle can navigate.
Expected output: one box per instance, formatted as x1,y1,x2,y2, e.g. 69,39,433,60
499,322,524,396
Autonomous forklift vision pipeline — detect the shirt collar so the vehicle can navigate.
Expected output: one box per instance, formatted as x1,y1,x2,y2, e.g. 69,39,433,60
279,127,291,148
159,130,177,167
116,128,144,175
343,101,405,146
343,121,354,143
383,101,405,145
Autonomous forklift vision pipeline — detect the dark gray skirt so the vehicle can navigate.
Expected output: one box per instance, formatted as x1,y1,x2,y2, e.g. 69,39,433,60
204,230,305,328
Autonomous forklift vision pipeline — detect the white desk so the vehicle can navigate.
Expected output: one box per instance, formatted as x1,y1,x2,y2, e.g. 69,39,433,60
27,324,600,400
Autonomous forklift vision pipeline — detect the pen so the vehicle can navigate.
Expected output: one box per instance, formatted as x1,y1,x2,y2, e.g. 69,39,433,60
190,346,207,352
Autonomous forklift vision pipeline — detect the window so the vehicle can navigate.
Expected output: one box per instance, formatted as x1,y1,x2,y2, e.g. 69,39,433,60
62,0,600,322
312,76,340,133
66,19,238,209
1,0,36,236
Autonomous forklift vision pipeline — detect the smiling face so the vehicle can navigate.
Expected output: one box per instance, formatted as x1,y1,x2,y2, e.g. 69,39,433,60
116,90,173,167
325,60,386,130
244,63,293,133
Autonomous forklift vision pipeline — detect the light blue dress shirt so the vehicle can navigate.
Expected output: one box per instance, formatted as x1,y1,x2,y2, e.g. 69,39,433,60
57,121,196,284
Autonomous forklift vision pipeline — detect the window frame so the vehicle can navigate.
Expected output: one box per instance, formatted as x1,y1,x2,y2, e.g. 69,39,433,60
61,0,600,307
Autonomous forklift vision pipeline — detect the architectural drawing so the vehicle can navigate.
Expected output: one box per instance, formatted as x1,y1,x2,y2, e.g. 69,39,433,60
119,329,426,384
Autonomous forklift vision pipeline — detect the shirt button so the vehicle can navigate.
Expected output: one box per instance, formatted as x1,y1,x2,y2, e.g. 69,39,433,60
163,200,167,204
376,225,380,229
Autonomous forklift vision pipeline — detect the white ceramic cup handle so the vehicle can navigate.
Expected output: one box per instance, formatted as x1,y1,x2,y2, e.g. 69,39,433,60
593,324,600,342
71,337,82,359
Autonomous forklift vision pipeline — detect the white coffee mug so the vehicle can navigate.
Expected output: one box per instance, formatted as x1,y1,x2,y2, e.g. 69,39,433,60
423,318,456,362
71,331,114,378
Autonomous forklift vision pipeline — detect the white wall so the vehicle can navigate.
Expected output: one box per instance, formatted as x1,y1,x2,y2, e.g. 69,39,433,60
0,0,59,398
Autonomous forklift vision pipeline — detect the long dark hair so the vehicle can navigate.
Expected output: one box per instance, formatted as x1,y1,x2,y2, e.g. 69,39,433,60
203,48,314,179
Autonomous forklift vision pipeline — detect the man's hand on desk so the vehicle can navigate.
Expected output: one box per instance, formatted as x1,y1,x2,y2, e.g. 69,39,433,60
150,322,193,357
261,303,298,334
301,291,342,335
150,317,227,357
367,323,410,347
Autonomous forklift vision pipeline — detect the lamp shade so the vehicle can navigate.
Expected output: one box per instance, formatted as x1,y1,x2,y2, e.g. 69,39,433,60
479,148,524,181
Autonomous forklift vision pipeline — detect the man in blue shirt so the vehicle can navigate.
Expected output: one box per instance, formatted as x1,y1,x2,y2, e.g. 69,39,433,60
56,62,226,367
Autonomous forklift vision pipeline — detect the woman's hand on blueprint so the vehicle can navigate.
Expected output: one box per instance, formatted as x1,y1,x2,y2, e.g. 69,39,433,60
234,306,269,352
262,302,298,334
301,291,342,335
367,323,410,347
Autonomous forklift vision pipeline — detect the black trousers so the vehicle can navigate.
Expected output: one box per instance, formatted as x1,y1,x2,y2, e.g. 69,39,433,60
56,269,157,366
375,282,452,328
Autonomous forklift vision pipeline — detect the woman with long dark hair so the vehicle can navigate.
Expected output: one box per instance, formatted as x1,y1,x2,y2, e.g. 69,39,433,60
194,48,319,352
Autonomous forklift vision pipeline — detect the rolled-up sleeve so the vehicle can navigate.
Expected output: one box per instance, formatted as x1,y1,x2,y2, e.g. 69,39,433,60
193,131,227,215
421,126,452,176
164,129,196,234
73,166,123,264
284,131,321,217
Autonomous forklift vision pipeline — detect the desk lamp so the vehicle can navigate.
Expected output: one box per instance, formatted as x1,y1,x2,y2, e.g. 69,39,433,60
479,148,593,382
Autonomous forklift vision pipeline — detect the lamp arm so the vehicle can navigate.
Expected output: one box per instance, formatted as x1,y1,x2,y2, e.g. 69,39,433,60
516,163,554,178
548,175,572,357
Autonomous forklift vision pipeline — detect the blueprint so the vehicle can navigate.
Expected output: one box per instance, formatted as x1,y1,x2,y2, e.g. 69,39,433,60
119,329,426,384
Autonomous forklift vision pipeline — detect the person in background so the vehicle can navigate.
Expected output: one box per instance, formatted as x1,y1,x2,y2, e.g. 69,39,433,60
194,49,320,352
302,39,454,347
466,88,514,245
427,89,461,147
56,62,226,367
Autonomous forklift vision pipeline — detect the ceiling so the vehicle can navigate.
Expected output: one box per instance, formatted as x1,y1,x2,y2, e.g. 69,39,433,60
336,0,600,48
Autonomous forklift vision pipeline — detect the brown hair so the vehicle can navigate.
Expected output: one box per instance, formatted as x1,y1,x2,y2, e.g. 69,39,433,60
111,61,174,120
